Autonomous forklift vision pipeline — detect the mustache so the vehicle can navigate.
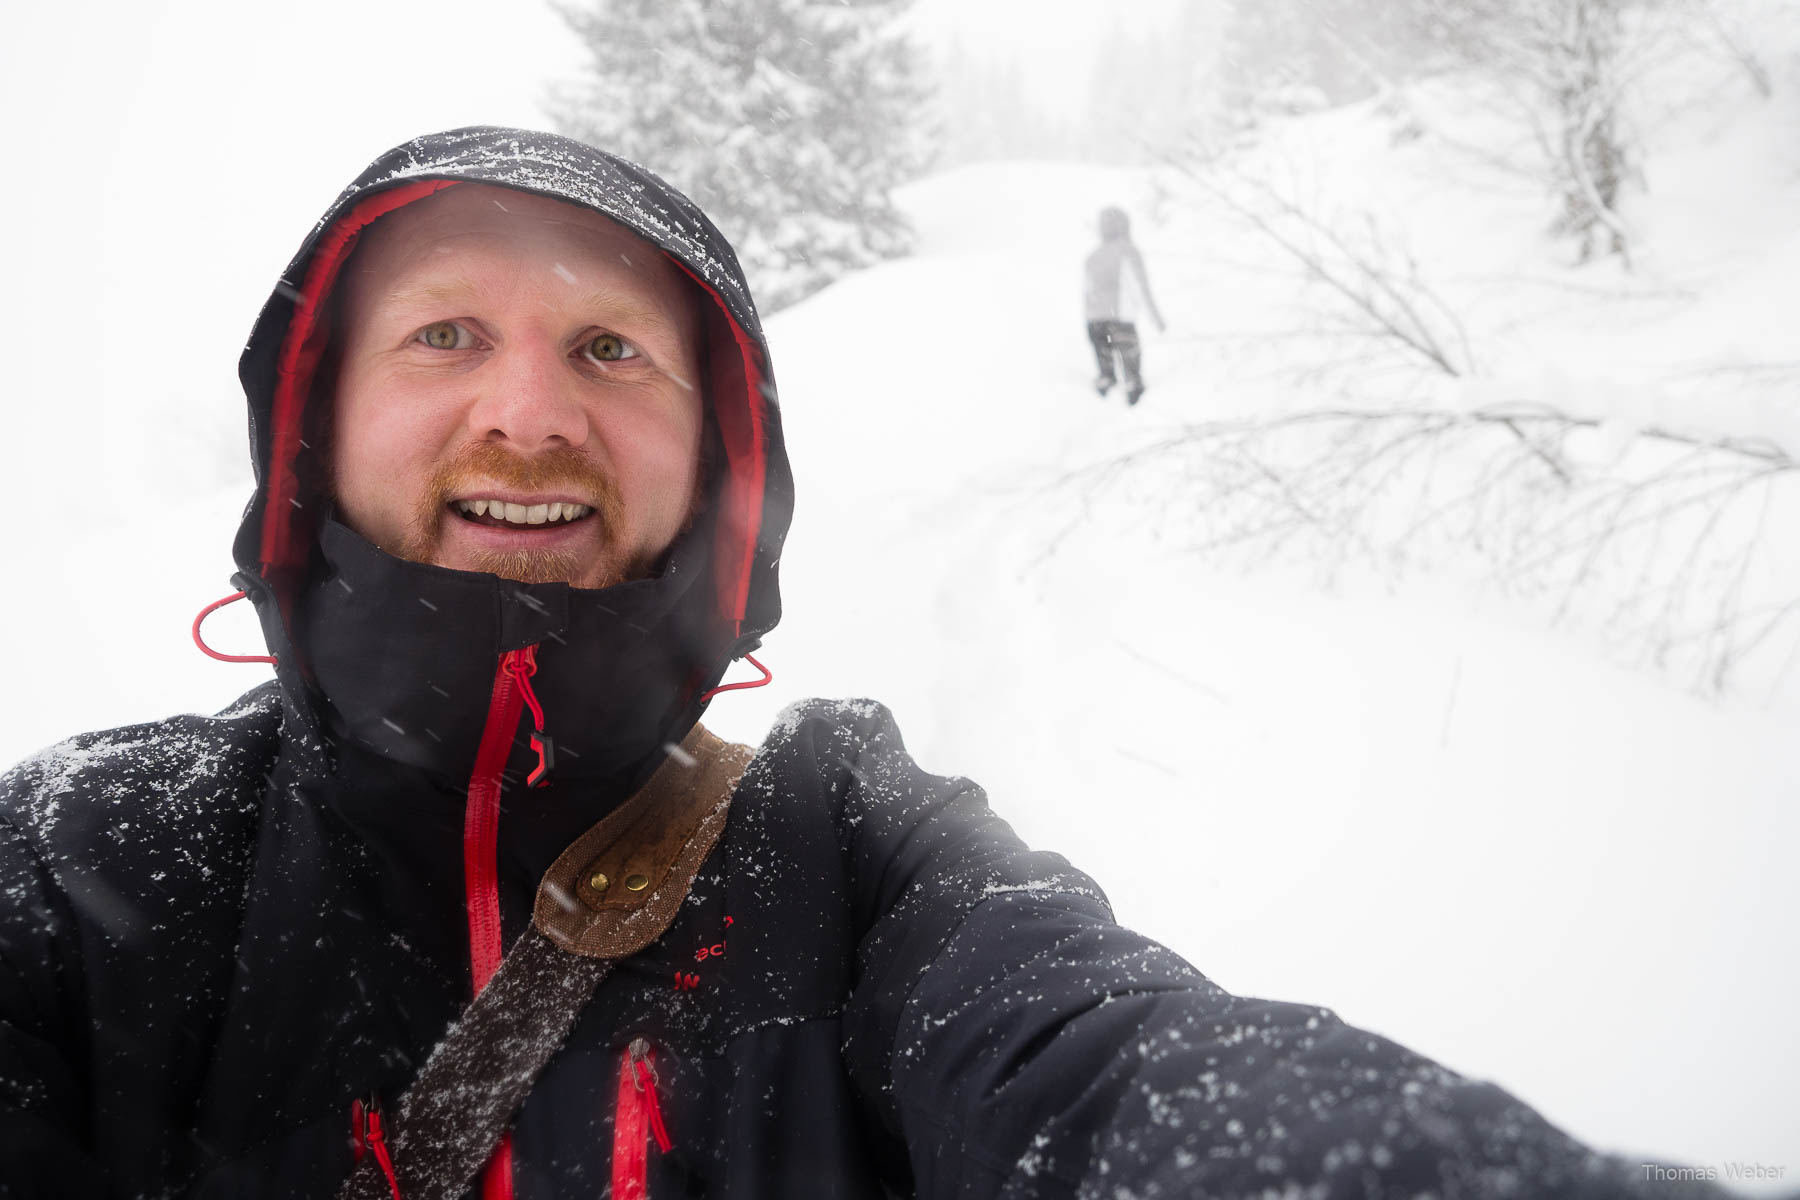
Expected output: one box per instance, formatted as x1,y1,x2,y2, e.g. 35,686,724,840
421,442,626,528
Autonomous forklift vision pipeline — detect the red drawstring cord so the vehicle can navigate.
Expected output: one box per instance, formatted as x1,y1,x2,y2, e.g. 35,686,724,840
368,1111,402,1200
193,589,764,705
504,646,554,788
191,591,278,665
699,653,771,703
351,1096,404,1200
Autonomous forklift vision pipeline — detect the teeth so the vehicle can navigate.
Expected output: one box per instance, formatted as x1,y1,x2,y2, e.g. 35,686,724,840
454,499,593,524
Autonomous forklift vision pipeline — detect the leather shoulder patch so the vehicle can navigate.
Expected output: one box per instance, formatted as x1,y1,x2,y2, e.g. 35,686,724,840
533,723,753,959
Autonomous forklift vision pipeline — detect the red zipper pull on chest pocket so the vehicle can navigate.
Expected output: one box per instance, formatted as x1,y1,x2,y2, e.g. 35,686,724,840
612,1038,673,1199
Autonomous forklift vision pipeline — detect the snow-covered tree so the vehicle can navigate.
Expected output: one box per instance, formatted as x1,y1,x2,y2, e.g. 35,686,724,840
549,0,934,311
1416,0,1641,264
1221,0,1650,264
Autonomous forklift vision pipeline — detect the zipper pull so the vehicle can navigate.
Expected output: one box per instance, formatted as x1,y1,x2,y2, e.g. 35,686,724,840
508,646,554,788
629,1038,673,1153
614,1039,673,1199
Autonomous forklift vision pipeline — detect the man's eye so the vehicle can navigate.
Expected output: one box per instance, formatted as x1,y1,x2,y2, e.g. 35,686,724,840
584,333,638,363
417,322,469,350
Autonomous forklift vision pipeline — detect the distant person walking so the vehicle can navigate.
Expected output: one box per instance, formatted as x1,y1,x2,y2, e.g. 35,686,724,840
1084,205,1166,406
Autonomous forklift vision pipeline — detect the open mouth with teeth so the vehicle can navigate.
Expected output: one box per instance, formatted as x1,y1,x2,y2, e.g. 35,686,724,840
453,498,596,529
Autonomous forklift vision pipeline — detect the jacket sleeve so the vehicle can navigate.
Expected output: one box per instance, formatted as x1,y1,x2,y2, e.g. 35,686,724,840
817,701,1720,1200
1125,246,1164,329
0,815,109,1197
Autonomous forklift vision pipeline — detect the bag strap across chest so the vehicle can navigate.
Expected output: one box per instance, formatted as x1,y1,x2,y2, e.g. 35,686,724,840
339,724,754,1200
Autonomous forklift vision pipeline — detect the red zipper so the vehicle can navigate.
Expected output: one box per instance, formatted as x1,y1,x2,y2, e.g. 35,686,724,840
612,1038,673,1199
465,647,530,992
463,644,549,1200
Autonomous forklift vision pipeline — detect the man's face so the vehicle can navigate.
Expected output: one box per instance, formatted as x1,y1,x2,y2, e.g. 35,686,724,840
330,183,706,590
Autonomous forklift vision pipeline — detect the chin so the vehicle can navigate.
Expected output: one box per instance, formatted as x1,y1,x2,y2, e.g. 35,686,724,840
463,548,604,588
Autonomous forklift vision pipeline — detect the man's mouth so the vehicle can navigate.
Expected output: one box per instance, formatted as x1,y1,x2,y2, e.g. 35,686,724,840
451,498,597,529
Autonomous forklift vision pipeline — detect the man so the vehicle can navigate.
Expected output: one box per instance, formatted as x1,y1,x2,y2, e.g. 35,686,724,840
0,128,1718,1198
1084,205,1166,406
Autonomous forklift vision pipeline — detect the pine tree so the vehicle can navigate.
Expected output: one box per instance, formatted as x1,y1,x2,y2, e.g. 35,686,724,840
548,0,933,312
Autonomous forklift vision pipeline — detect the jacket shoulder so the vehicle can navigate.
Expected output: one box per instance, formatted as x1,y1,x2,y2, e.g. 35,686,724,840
746,696,1100,903
0,683,283,888
761,695,898,736
756,696,904,767
747,696,976,823
730,696,902,849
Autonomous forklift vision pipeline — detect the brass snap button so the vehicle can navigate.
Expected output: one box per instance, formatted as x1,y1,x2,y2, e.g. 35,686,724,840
624,873,650,892
588,871,611,892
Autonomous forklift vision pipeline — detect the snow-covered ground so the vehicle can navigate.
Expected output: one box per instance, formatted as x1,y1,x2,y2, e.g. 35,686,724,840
3,15,1796,1192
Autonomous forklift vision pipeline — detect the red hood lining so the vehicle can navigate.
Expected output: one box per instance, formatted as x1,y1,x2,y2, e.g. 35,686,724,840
258,179,769,639
668,256,771,641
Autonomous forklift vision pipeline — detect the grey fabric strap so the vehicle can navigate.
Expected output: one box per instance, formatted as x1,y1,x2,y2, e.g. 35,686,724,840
339,929,611,1200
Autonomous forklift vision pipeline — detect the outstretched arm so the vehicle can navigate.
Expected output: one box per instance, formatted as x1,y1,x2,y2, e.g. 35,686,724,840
819,703,1722,1199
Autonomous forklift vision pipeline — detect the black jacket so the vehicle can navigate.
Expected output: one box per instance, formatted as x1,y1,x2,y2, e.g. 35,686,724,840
1,128,1707,1199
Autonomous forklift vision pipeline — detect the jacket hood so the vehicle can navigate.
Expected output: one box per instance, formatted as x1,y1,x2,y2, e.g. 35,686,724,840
228,126,793,789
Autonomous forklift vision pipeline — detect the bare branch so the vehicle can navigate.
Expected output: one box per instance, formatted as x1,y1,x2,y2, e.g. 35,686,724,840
1047,404,1798,691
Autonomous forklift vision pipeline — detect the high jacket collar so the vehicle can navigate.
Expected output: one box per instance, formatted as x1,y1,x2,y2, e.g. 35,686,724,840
273,519,716,791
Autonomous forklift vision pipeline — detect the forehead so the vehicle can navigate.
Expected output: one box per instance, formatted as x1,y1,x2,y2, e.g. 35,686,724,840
340,182,696,332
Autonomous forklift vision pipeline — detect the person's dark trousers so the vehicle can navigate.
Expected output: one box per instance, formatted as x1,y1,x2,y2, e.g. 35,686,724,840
1086,319,1143,403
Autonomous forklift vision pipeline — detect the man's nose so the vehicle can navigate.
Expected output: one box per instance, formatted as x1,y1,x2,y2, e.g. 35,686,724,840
465,340,589,450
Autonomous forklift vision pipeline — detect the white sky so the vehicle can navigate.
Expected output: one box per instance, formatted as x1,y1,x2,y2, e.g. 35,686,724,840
910,0,1193,119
